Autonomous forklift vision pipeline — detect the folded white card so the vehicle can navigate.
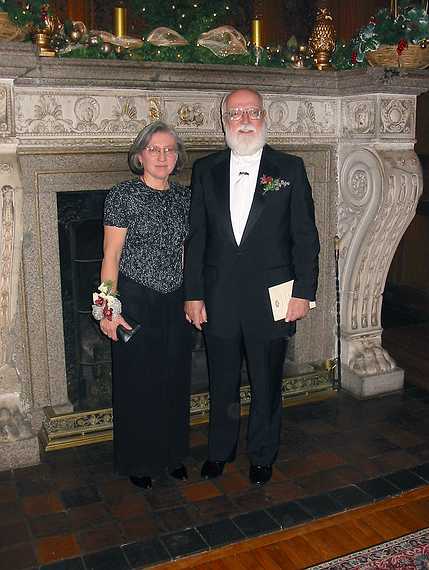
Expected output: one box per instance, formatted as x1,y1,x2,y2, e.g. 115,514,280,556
268,280,316,321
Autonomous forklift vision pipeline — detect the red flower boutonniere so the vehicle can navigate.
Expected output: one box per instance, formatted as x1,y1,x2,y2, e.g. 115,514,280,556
259,175,290,196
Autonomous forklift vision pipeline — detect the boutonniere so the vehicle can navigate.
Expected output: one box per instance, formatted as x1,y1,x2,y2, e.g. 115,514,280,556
259,175,290,195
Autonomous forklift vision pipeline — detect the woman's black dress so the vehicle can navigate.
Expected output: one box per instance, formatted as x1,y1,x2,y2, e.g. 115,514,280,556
104,179,192,477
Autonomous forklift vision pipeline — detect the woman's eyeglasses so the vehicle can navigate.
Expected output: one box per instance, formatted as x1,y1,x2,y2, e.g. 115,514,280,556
144,145,178,156
223,107,265,121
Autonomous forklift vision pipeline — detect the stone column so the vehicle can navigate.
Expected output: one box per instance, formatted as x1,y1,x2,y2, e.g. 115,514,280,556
338,95,422,398
0,143,39,469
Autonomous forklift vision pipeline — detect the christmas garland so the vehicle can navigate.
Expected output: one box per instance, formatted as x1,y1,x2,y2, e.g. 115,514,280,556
332,2,429,70
3,0,47,29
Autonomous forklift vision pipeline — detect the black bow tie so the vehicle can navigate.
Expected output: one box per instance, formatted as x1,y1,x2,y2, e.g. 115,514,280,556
239,171,249,176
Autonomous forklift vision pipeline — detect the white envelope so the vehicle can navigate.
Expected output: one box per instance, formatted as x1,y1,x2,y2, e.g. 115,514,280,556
268,280,316,321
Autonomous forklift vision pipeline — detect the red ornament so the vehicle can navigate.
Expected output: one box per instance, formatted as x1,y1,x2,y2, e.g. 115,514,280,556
351,51,357,64
397,39,408,55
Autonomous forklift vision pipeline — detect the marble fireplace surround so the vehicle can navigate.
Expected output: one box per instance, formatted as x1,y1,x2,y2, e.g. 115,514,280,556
0,42,428,469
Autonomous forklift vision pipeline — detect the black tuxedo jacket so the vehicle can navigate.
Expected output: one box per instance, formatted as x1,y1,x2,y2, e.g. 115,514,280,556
184,145,320,339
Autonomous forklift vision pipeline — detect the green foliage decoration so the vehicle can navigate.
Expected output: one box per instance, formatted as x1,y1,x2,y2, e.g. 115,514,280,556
3,0,47,28
332,1,429,70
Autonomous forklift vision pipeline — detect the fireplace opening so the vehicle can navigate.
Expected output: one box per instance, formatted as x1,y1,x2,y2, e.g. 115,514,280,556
57,190,214,412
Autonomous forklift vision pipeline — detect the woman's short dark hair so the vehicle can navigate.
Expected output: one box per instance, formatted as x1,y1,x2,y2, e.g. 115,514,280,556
128,121,186,176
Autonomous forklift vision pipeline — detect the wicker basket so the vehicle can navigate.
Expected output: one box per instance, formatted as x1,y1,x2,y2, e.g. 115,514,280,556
0,12,27,41
366,43,429,69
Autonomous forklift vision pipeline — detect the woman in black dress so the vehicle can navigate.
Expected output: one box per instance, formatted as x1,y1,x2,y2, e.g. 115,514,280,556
97,121,192,489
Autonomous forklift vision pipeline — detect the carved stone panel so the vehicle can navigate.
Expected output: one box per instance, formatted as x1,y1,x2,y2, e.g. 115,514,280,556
341,98,376,137
379,97,415,138
0,83,12,137
266,98,337,136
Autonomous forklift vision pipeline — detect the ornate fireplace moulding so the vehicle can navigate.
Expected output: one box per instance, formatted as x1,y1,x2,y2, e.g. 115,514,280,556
0,45,428,469
41,370,333,451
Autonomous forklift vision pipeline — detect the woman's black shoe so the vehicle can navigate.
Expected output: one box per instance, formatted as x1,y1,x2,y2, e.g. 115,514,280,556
169,464,188,481
129,475,152,489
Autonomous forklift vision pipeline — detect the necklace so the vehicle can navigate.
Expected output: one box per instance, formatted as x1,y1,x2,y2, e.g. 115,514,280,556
141,176,169,192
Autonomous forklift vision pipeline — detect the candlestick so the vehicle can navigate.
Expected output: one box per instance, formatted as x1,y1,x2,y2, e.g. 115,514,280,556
114,3,127,38
251,18,262,48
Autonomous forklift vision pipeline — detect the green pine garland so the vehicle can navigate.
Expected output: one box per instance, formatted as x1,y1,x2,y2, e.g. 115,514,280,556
3,0,47,28
132,0,242,42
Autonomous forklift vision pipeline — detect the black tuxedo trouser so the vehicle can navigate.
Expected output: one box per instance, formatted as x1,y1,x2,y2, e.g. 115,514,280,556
204,329,287,466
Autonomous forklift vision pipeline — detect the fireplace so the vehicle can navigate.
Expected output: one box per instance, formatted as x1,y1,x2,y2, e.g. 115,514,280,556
1,44,426,469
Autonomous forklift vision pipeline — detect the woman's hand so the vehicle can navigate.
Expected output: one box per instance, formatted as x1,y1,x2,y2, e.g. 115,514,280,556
100,315,132,342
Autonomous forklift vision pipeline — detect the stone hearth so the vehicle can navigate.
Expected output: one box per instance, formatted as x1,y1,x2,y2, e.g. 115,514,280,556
0,41,428,469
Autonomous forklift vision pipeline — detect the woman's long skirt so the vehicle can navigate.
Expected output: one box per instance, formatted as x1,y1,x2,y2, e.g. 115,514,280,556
111,273,192,477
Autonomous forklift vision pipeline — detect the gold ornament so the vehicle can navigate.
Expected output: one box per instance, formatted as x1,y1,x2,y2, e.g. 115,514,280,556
87,35,99,47
69,29,82,43
197,26,248,57
147,27,188,46
100,42,113,55
308,7,336,71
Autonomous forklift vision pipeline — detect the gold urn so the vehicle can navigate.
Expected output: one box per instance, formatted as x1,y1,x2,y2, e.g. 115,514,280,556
308,7,336,71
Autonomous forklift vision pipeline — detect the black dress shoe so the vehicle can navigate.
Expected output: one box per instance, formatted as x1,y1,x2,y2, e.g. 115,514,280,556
249,464,272,486
129,475,152,489
169,464,188,481
201,460,226,479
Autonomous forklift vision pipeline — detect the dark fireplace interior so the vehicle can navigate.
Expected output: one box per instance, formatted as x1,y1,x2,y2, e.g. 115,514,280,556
57,190,216,412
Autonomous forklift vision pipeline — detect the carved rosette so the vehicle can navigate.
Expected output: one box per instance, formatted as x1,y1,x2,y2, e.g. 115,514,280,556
380,98,414,137
338,147,422,377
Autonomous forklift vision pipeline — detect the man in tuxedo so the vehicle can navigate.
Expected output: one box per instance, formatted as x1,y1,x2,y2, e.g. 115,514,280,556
184,88,319,486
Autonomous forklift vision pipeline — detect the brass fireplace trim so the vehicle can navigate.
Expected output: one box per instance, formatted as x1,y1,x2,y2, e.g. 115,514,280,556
40,369,334,451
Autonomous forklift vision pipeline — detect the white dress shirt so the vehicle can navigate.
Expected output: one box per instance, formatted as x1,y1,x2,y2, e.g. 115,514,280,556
230,149,263,245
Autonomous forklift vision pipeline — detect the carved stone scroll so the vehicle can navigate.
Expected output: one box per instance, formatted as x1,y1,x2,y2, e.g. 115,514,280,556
338,146,422,397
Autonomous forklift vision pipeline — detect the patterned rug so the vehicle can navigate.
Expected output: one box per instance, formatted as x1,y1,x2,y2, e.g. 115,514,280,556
309,527,429,569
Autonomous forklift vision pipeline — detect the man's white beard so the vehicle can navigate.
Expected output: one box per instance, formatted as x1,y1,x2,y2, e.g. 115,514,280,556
225,122,267,156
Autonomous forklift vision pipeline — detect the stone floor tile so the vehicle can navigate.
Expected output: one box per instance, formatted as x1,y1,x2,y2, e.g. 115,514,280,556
181,481,223,502
68,503,111,530
77,523,123,553
36,534,80,565
22,493,64,517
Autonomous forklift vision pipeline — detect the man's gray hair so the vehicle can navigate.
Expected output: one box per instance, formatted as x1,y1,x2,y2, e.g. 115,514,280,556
128,120,187,175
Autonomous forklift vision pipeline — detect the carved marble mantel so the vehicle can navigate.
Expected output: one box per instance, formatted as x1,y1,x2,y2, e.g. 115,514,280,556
0,42,428,469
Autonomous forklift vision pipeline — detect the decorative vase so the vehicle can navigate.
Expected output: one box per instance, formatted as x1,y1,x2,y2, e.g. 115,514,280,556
0,11,28,41
308,6,336,71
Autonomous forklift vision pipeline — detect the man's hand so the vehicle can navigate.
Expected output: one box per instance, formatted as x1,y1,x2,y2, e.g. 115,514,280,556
286,298,310,322
184,300,207,331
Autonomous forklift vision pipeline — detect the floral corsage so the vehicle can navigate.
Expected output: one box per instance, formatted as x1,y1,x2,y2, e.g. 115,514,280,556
260,175,290,195
92,281,122,321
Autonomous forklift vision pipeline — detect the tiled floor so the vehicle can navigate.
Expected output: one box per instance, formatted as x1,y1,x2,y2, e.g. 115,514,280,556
2,383,429,569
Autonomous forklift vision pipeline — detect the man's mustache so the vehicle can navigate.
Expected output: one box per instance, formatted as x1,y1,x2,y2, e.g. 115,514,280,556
237,125,256,133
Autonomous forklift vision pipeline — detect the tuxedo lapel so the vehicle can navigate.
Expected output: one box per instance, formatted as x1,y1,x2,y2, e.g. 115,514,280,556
240,146,279,245
211,150,237,245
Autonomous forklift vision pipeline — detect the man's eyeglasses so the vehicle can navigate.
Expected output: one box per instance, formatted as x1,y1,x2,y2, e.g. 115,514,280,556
223,107,265,121
144,145,178,156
